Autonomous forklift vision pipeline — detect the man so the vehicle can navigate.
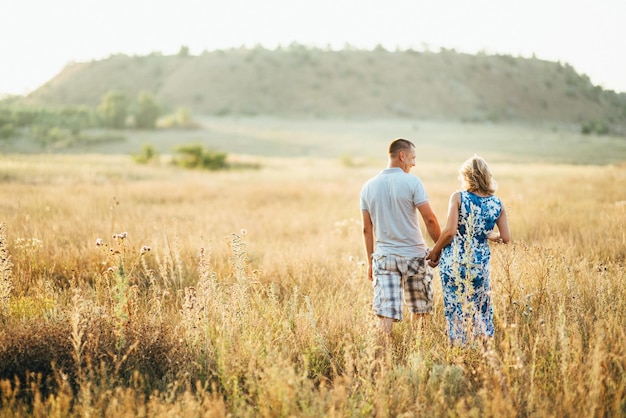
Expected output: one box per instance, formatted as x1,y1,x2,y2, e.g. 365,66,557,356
360,138,441,336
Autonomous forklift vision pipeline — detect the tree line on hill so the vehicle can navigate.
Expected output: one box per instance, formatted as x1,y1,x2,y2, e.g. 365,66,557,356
0,91,193,148
2,45,626,146
1,91,232,170
17,45,626,136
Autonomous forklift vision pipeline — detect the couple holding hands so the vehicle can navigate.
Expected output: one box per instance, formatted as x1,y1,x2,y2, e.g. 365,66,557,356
360,138,510,345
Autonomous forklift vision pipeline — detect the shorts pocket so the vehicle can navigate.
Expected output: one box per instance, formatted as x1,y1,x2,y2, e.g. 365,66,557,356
423,274,433,300
372,254,388,275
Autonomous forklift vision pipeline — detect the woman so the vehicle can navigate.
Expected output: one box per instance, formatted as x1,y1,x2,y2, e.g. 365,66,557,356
426,155,510,345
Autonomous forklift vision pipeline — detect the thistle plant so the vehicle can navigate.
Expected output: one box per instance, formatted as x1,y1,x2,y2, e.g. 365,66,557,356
228,232,252,318
228,231,248,283
95,231,151,350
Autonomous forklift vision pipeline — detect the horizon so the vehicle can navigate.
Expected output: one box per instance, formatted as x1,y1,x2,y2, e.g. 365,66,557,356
2,0,625,95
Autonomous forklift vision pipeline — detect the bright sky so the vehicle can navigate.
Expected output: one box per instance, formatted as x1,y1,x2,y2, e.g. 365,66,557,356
1,0,625,95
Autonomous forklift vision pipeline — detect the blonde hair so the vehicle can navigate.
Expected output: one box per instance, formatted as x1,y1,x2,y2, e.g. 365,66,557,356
458,155,497,195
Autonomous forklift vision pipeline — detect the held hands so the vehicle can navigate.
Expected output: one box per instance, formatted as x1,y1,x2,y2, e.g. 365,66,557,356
488,233,504,244
425,249,441,268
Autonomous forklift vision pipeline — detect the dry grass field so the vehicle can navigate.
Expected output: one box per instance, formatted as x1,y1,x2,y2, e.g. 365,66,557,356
0,128,625,416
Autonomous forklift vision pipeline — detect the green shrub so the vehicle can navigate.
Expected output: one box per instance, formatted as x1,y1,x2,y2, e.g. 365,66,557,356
173,143,227,170
132,143,159,164
97,91,129,129
581,120,610,135
0,123,14,140
134,91,161,129
156,107,196,129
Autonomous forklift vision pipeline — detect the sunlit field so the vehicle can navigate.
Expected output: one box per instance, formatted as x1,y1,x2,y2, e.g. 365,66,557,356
0,141,625,416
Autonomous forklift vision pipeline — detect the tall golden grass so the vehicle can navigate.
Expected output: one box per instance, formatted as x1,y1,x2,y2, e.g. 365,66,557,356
0,153,624,417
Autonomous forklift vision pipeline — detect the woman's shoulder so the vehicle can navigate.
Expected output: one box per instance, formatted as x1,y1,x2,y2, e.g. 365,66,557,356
485,195,504,212
488,194,503,204
450,190,463,203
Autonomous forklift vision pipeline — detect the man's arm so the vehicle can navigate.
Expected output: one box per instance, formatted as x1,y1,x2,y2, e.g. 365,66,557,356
426,192,460,266
417,202,441,243
361,209,374,281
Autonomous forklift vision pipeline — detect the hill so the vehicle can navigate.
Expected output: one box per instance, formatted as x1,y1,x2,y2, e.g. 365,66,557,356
23,46,626,132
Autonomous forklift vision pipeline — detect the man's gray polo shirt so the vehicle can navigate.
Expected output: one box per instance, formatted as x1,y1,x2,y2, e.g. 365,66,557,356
360,167,430,258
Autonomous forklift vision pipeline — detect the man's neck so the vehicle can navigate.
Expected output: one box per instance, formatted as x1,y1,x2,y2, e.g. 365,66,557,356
387,159,402,169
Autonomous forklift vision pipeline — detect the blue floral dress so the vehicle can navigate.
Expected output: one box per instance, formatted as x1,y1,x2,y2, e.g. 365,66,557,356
439,191,503,344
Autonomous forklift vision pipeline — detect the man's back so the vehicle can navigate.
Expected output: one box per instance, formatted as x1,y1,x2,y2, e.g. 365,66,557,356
360,167,429,258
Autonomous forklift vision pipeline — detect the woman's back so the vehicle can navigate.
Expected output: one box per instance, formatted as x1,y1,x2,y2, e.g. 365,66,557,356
442,191,502,270
458,191,502,244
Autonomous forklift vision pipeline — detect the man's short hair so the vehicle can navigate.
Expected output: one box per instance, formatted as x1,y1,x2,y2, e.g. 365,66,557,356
388,138,415,157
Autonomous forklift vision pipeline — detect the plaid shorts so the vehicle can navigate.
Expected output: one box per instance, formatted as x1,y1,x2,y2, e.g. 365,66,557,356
372,253,434,320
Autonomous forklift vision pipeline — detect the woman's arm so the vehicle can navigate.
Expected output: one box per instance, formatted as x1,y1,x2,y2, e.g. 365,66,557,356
489,206,510,244
426,192,460,266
